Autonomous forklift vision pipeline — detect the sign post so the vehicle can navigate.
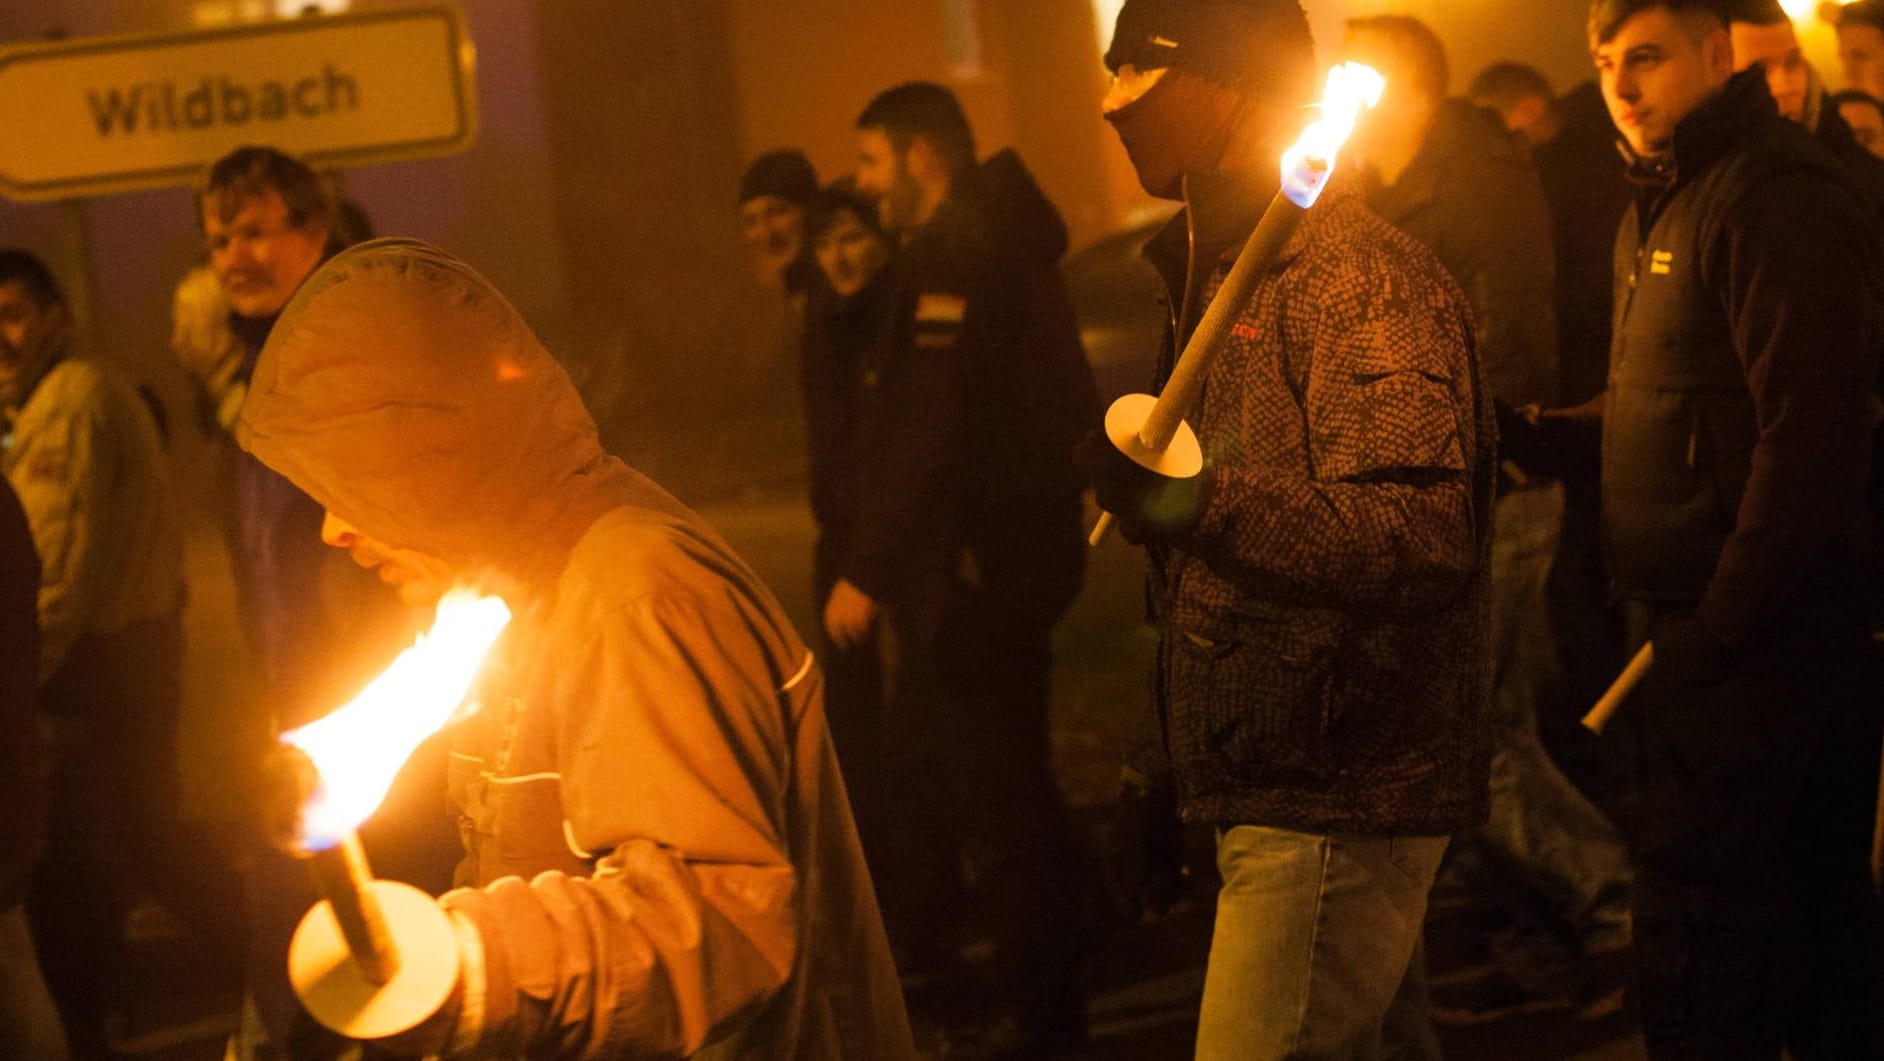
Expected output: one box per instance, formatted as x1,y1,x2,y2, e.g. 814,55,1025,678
0,6,478,203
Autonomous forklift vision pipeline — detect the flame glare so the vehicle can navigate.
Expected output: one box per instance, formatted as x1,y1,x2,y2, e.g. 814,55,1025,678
284,589,511,849
1281,62,1387,208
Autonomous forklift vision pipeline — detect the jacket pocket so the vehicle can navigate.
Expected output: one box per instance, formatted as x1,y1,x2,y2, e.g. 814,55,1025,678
1164,611,1344,794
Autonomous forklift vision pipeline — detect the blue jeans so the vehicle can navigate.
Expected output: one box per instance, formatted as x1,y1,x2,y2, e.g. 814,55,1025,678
1196,825,1449,1060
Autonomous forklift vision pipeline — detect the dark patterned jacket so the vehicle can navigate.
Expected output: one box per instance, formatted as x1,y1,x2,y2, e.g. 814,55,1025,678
1133,172,1495,834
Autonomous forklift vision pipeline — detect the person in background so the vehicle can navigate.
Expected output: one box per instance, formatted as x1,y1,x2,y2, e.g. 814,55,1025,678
0,474,66,1061
238,237,914,1060
1087,1,1493,1055
795,187,898,894
1,249,242,1061
1729,0,1884,212
848,80,1097,1055
1590,0,1884,1054
196,145,370,730
737,149,821,311
1838,0,1884,102
1834,87,1884,157
1345,15,1634,1026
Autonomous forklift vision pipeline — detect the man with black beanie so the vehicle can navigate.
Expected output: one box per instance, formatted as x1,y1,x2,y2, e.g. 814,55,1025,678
1084,1,1493,1056
736,149,819,301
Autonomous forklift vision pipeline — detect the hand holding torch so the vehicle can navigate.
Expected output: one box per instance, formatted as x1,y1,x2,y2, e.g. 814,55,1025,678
1090,63,1386,546
280,591,510,1041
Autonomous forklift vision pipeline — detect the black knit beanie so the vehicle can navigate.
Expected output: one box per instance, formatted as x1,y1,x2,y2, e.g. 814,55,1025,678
1104,0,1316,99
738,150,818,207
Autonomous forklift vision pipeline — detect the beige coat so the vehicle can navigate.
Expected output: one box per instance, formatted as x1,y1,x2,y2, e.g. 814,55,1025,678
237,239,912,1060
3,357,182,682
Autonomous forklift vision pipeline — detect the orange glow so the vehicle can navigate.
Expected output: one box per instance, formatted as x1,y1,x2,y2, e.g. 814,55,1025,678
1280,62,1386,208
284,589,510,849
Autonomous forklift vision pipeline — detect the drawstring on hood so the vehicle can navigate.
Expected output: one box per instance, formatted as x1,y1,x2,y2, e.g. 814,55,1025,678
236,238,686,593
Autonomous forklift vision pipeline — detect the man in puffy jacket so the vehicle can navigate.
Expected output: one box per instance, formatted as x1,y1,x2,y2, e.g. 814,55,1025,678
1591,0,1884,1055
240,238,912,1059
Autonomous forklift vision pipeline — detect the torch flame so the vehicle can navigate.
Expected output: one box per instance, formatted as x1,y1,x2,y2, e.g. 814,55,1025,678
1280,62,1387,209
284,589,511,850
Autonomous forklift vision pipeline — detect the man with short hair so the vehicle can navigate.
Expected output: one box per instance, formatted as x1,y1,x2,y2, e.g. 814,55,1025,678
1,249,237,1060
1728,0,1884,212
1590,0,1884,1054
846,79,1097,1052
1345,14,1558,425
1086,1,1493,1055
197,145,354,728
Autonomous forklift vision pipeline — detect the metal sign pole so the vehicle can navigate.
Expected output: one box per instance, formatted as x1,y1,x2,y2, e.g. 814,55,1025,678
60,198,100,352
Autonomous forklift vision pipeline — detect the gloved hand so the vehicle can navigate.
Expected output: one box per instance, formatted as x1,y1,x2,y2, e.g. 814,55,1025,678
1075,430,1214,546
1105,777,1188,921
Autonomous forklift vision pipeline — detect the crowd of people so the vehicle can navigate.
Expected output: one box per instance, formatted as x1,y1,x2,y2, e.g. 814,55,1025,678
1,0,1882,1059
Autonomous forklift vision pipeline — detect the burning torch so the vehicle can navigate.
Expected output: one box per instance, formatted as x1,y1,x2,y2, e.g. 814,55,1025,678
278,589,510,1040
1090,62,1386,546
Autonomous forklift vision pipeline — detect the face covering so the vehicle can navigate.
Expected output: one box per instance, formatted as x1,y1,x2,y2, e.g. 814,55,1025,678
1105,67,1250,200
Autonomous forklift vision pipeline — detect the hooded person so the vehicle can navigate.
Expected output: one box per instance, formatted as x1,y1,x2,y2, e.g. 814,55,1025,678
236,237,914,1060
1087,1,1494,1057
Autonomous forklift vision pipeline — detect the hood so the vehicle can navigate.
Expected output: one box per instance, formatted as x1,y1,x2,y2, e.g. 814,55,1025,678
236,238,681,589
955,149,1069,266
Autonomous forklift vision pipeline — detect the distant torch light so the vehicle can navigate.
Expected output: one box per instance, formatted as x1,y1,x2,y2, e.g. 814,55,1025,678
1091,63,1385,545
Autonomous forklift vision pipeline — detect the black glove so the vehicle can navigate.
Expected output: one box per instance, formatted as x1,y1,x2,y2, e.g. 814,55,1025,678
1075,429,1214,546
1105,779,1188,921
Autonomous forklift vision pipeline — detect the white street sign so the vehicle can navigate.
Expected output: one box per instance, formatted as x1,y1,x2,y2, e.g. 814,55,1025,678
0,6,476,202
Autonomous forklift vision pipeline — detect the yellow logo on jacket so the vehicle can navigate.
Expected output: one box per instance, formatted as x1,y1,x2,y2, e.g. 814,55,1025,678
1649,250,1673,275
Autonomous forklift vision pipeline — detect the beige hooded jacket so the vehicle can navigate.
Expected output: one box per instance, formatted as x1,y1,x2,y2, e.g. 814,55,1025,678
236,239,912,1060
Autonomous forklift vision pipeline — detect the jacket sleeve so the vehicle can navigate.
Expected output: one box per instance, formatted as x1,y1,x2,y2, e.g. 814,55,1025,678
1700,170,1882,647
440,593,798,1059
1185,272,1484,617
841,251,974,601
8,402,114,682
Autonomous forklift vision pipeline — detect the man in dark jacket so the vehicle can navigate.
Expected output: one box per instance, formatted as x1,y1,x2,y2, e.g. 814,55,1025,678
1591,1,1884,1055
845,81,1098,1052
1085,1,1493,1055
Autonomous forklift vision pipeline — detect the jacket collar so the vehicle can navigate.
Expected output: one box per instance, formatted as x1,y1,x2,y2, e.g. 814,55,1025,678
1623,67,1777,187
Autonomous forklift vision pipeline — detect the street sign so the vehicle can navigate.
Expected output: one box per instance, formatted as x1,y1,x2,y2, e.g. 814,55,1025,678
0,6,477,202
